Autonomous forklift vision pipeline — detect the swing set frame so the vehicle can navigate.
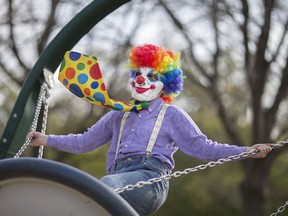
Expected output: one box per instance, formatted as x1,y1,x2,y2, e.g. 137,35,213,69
0,0,130,159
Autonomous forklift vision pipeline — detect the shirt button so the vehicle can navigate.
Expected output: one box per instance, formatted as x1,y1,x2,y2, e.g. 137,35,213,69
125,145,128,147
139,115,142,118
131,129,135,132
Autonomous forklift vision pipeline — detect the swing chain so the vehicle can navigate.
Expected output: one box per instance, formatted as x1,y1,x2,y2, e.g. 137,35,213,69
14,83,50,159
113,141,287,194
270,200,288,216
272,139,288,149
38,85,50,159
113,148,255,193
269,138,288,216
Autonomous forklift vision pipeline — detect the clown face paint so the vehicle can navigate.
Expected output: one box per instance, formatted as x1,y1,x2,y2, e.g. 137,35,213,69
129,68,164,101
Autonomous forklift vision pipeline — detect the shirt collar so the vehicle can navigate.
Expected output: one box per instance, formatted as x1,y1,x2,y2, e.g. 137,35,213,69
147,98,164,113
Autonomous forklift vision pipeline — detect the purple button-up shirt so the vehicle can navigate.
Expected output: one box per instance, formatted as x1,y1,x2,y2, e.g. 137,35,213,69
48,98,246,174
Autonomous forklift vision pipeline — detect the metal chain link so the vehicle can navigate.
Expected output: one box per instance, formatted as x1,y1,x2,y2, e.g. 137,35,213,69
113,140,288,194
113,150,254,193
269,138,288,216
271,139,288,149
270,200,288,216
38,87,50,159
14,83,50,159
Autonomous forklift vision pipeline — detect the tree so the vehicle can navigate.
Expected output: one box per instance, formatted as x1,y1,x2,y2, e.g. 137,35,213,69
156,0,288,215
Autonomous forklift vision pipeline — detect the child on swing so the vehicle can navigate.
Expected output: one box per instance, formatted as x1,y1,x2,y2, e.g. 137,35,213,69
28,44,272,216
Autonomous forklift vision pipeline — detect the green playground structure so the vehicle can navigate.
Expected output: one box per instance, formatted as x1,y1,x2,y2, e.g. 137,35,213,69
0,0,130,159
0,1,140,215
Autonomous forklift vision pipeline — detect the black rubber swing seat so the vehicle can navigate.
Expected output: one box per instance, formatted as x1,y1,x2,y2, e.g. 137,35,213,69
0,158,138,216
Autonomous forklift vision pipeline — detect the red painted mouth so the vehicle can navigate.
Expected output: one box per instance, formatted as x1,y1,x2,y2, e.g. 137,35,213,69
134,84,156,94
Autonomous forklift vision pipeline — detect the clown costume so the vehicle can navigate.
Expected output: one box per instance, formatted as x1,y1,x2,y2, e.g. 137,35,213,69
28,44,272,216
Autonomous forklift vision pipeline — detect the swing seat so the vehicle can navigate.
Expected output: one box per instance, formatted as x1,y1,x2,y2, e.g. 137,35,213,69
0,158,138,216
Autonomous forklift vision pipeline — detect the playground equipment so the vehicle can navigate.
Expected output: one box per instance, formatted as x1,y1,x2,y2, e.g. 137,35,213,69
0,1,139,215
0,0,130,159
0,158,138,216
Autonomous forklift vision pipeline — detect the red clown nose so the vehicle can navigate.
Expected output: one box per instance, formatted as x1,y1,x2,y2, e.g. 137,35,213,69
136,75,145,85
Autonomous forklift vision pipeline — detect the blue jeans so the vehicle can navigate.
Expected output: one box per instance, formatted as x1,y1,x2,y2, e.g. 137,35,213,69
100,155,170,216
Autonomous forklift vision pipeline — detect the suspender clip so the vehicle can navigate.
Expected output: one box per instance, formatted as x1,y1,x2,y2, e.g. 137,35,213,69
146,152,151,158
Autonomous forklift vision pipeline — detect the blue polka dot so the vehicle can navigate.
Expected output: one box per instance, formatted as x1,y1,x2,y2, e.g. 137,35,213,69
69,84,84,98
78,74,88,84
63,79,68,85
131,106,137,112
91,81,99,89
93,92,105,103
69,52,81,61
114,103,124,111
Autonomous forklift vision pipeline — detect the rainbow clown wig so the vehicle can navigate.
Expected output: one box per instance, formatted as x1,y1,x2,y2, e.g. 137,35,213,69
128,44,184,103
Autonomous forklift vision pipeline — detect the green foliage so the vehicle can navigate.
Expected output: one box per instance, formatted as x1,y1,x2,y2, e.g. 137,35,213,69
43,145,108,179
155,151,244,216
268,151,288,213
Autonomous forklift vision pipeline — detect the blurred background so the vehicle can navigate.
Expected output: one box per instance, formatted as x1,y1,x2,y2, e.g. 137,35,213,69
0,0,288,215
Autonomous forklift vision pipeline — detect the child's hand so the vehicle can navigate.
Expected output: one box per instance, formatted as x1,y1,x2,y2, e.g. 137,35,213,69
246,144,272,158
27,131,48,147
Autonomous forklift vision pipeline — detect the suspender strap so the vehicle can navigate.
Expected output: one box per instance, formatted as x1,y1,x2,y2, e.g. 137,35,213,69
145,104,168,158
114,112,129,158
114,104,168,163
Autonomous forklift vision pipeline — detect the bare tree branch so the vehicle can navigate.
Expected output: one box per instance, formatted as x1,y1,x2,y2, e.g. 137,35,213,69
7,0,29,72
239,0,253,87
265,53,288,134
254,0,276,86
37,0,60,54
160,1,244,146
0,61,22,86
158,0,212,83
269,19,288,63
210,2,243,146
211,1,220,84
251,0,276,142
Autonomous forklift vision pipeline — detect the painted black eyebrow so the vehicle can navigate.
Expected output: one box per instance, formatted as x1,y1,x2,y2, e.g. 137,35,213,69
147,73,159,80
135,71,142,76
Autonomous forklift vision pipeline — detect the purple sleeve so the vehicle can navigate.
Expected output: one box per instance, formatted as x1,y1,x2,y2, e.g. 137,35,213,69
170,107,247,161
47,111,115,153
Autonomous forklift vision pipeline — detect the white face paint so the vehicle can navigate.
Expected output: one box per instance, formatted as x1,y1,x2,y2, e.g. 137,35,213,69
129,68,164,101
